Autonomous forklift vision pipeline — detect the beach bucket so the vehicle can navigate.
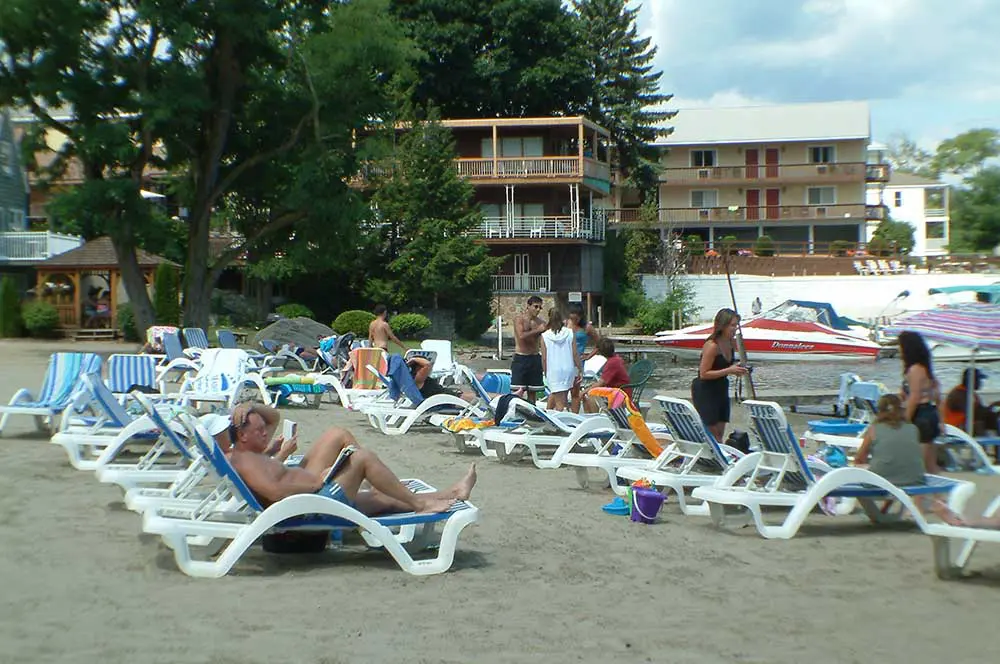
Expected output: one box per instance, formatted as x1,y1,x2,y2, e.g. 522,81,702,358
629,487,665,524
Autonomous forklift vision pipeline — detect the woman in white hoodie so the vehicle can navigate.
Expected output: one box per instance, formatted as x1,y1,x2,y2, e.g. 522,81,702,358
540,308,583,411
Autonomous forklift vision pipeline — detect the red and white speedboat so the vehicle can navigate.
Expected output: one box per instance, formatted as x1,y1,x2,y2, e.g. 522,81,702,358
655,300,880,362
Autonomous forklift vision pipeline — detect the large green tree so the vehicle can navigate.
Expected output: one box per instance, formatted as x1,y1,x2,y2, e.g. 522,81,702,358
572,0,674,190
0,0,415,332
950,166,1000,252
390,0,592,118
366,112,503,337
932,128,1000,177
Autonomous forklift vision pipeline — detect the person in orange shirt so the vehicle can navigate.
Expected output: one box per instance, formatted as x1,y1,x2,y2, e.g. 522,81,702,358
942,368,998,435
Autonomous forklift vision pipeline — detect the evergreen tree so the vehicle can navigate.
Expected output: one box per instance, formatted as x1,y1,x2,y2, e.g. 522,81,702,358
368,111,503,338
153,264,181,326
572,0,675,190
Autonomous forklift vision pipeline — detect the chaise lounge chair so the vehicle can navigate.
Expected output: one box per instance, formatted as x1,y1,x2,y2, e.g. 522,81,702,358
690,400,975,539
141,413,480,577
0,352,102,436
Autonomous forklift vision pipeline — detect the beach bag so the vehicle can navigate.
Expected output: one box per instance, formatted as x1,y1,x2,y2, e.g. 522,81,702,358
725,430,751,455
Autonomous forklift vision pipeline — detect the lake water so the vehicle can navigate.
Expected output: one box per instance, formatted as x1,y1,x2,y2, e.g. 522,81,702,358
646,355,1000,395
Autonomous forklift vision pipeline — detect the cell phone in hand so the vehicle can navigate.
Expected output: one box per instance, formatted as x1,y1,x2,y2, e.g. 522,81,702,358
282,420,297,440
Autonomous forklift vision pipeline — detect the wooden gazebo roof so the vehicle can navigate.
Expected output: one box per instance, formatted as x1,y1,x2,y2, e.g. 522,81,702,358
37,236,179,270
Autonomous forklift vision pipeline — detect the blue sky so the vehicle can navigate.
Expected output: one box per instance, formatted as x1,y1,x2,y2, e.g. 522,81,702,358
635,0,1000,148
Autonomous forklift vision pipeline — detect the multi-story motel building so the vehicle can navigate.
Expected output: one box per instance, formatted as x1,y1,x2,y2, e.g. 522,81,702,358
866,170,950,256
360,117,614,319
608,101,890,253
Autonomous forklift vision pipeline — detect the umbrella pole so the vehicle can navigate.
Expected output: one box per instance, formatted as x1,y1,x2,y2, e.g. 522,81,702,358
966,346,978,436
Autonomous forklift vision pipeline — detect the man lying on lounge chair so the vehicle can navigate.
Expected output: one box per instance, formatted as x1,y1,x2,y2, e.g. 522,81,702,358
214,403,476,514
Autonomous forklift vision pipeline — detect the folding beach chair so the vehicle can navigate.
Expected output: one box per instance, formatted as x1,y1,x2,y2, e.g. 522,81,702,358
362,357,476,436
141,413,480,577
0,352,102,436
107,353,161,397
690,400,974,539
182,327,211,351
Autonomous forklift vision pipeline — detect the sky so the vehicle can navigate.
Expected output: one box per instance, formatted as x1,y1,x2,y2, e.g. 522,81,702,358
634,0,1000,148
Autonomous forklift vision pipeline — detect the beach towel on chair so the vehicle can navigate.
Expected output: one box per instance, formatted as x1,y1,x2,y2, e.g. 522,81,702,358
386,354,424,404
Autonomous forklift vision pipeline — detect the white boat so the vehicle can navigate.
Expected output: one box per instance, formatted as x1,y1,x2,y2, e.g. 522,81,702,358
655,300,881,362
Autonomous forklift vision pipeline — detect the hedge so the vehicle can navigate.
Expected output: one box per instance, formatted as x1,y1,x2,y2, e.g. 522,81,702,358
332,309,376,337
389,312,432,339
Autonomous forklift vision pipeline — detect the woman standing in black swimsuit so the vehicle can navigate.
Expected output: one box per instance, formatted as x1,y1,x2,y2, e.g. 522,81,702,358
897,331,942,473
691,308,748,443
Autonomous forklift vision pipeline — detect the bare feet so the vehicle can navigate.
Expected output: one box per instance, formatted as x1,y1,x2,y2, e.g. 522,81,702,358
449,464,477,501
414,495,456,514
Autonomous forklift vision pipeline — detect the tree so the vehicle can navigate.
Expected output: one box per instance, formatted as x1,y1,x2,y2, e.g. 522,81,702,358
153,264,180,326
950,166,1000,252
0,0,416,333
932,128,1000,178
366,112,503,338
871,217,915,255
572,0,675,190
886,133,936,177
391,0,592,118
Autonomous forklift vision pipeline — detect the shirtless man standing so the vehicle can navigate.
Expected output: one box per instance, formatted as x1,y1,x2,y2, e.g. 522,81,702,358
511,295,546,403
223,403,476,514
368,304,406,352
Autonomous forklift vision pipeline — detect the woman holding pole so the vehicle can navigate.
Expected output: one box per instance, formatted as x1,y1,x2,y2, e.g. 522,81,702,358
691,308,749,443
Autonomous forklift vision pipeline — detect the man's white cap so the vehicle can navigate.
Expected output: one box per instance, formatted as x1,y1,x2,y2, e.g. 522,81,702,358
199,412,231,437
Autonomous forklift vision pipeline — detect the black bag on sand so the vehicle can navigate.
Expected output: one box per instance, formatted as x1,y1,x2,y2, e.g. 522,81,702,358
725,430,752,455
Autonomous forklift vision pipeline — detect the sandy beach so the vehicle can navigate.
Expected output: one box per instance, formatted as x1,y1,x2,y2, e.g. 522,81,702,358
0,340,996,664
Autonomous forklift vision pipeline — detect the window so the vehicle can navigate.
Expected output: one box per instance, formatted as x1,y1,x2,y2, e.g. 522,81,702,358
925,221,946,239
0,141,12,176
690,190,718,208
807,187,836,205
480,139,494,158
0,209,8,231
809,146,835,164
8,209,24,231
894,191,903,207
925,188,946,211
500,136,543,157
480,203,501,219
690,150,716,167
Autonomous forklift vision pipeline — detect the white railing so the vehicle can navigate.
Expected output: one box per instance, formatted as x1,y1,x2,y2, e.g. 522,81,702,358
456,157,586,179
925,208,947,218
0,231,84,261
475,215,605,240
492,274,551,292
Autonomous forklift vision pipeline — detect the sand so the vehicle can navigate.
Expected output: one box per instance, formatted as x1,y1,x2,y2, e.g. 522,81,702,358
0,339,996,664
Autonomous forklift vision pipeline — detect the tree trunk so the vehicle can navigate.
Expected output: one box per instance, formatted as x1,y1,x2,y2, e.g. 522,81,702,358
111,236,156,336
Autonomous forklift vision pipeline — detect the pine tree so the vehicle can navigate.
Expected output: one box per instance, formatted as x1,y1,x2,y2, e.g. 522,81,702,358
368,110,503,338
153,264,181,326
573,0,676,190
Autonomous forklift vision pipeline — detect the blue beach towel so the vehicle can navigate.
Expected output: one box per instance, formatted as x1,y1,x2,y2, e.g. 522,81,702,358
386,354,424,404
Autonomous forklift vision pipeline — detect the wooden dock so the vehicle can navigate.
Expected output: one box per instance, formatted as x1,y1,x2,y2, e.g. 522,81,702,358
653,388,843,415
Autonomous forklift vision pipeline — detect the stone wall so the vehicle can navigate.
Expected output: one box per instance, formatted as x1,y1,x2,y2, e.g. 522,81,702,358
412,307,456,340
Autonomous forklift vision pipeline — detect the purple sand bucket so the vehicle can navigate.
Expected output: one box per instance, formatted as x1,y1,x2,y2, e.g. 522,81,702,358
629,487,665,524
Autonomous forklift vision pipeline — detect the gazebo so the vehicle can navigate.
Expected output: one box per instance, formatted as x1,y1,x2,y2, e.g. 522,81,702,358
34,236,179,333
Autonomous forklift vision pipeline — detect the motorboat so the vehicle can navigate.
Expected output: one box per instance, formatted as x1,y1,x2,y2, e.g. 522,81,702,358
654,300,881,362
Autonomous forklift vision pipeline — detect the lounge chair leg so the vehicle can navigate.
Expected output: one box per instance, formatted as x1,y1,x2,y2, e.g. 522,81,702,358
708,501,727,528
931,536,965,579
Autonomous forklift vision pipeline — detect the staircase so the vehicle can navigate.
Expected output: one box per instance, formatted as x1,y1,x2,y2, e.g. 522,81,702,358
65,327,119,341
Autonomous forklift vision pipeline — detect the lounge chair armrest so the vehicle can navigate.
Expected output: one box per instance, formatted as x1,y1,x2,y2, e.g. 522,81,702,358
5,388,35,406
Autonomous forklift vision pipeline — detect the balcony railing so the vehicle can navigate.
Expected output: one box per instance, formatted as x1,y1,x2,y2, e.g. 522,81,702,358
352,157,611,187
659,162,869,185
925,207,947,218
474,215,605,241
492,274,551,292
605,204,883,225
0,231,84,262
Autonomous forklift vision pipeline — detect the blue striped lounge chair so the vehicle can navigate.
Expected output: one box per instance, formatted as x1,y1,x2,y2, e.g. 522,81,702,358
107,353,160,397
0,352,102,436
141,412,480,577
690,400,975,539
182,327,211,351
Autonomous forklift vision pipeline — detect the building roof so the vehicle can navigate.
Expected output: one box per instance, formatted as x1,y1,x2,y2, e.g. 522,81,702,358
655,101,870,146
888,171,944,187
38,236,179,269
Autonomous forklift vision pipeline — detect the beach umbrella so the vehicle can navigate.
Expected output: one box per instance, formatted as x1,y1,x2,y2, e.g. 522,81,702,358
885,303,1000,435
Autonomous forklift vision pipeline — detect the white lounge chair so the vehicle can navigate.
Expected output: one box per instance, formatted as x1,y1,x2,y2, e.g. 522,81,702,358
142,415,480,577
691,400,975,539
176,348,273,408
924,495,1000,578
613,396,748,515
362,362,475,436
0,352,102,436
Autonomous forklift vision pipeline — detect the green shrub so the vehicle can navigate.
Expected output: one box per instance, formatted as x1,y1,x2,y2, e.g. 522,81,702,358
720,235,739,256
276,303,315,320
0,277,22,338
389,312,432,339
830,240,853,257
867,236,891,257
116,303,140,342
685,234,705,256
153,264,181,325
754,235,775,257
332,309,376,337
22,301,61,338
634,283,700,334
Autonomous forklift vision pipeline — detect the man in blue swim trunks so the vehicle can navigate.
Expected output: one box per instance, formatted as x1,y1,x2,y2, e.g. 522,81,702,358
511,295,546,403
223,403,476,514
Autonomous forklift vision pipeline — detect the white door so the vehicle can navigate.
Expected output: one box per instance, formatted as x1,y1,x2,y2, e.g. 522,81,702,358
513,253,530,290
